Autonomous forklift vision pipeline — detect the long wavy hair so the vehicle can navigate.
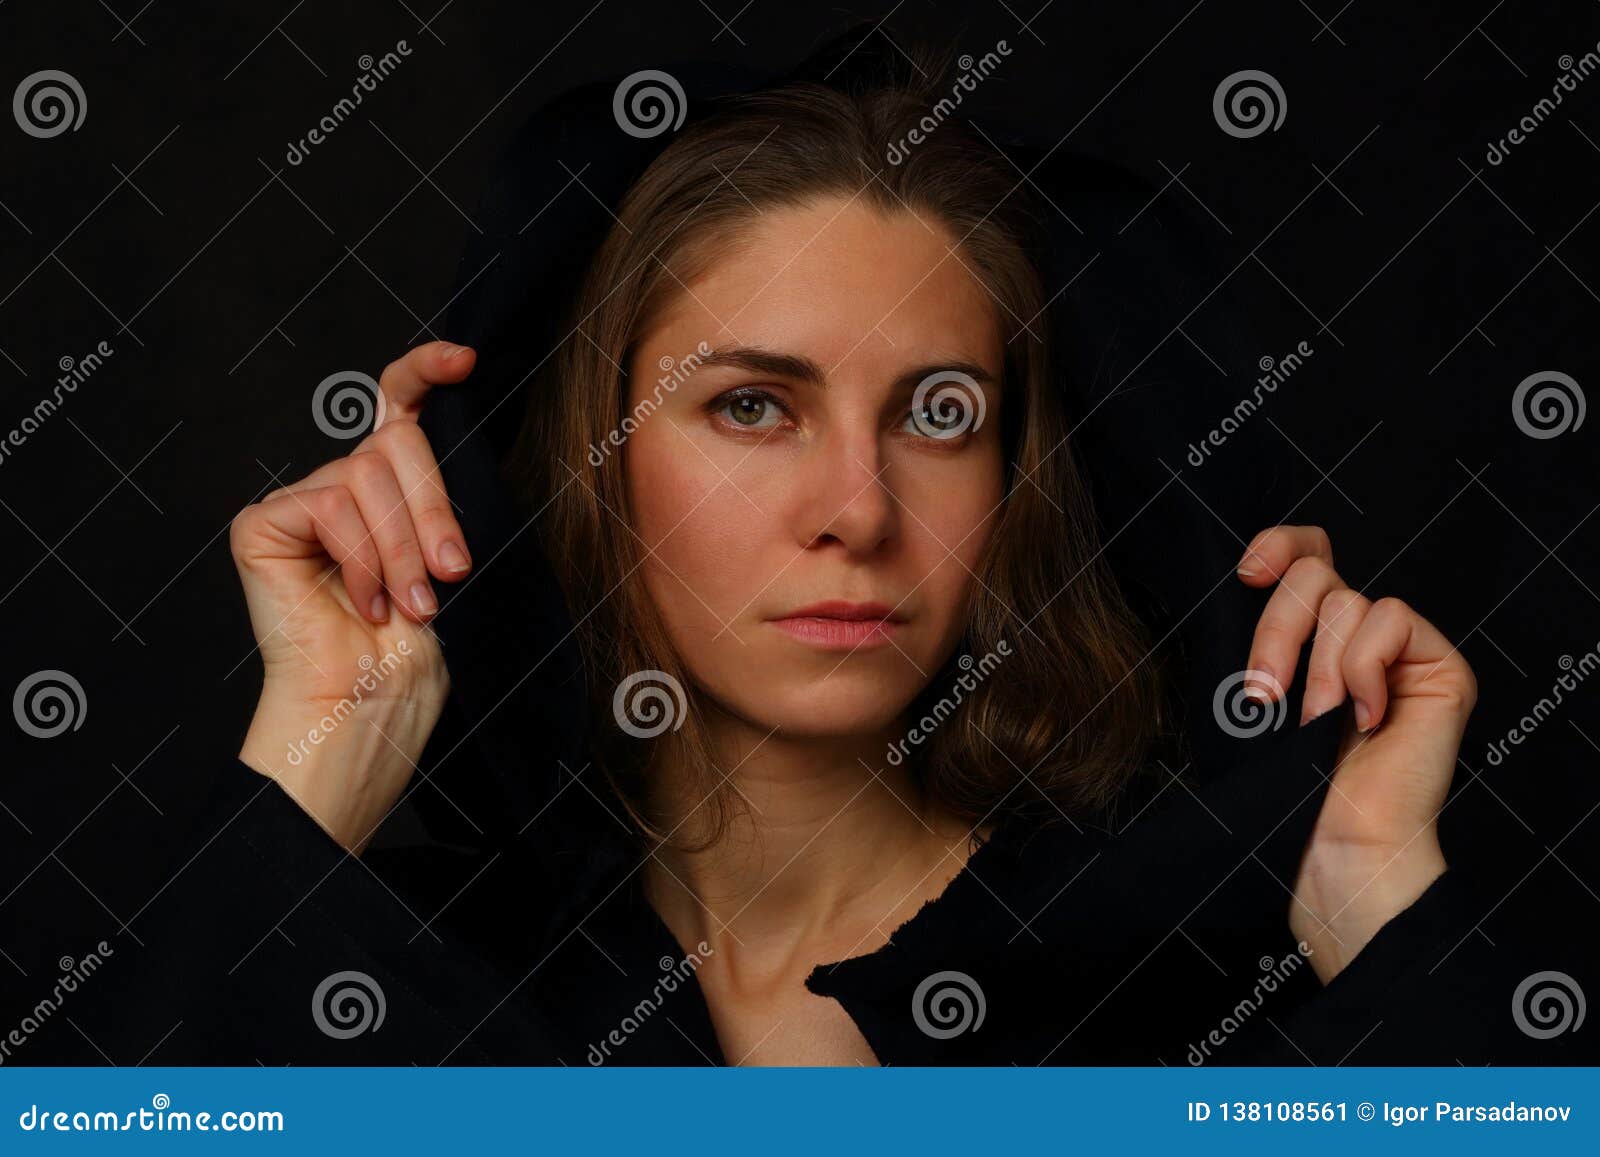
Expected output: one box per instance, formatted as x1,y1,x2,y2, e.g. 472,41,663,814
510,55,1168,850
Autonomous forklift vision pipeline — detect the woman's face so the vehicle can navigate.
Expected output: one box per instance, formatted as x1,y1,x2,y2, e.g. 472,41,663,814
624,197,1006,741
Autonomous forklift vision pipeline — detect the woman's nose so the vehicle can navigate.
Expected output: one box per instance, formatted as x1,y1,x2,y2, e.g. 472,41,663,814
793,425,897,556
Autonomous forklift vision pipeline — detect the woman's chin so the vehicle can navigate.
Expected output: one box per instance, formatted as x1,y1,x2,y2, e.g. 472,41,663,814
714,683,920,745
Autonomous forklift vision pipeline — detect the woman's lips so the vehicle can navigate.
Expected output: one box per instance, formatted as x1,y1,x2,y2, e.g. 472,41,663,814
770,616,898,649
768,601,902,650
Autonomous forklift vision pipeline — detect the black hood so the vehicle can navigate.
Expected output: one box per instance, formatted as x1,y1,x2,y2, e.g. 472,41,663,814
412,28,1334,909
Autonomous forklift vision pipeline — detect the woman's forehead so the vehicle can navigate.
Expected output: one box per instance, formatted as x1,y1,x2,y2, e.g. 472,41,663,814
645,198,1003,372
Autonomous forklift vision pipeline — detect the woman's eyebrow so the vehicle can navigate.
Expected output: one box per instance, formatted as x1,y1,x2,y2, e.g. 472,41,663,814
696,345,997,392
695,346,826,385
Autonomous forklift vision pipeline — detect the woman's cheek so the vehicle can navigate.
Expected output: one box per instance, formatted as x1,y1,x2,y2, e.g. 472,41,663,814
907,472,1001,642
904,452,1002,558
629,422,715,542
630,437,756,629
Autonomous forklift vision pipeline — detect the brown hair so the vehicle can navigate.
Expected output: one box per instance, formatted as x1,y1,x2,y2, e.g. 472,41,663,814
510,54,1168,848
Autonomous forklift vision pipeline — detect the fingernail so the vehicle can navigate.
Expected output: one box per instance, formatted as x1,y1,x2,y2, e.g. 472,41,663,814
1236,566,1258,578
410,581,437,617
369,592,389,622
438,343,460,359
1353,698,1374,731
1302,704,1329,726
438,540,470,573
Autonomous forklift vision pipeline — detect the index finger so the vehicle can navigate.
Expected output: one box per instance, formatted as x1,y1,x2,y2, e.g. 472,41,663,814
376,341,477,423
1235,524,1333,585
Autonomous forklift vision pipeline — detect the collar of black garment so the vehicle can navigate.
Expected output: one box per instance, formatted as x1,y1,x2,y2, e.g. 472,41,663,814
475,707,1343,1066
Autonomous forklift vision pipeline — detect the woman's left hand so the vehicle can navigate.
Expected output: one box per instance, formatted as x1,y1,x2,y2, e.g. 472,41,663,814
1236,525,1478,985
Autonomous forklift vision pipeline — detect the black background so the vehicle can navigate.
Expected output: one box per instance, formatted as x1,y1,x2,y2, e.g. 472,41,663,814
2,0,1597,1045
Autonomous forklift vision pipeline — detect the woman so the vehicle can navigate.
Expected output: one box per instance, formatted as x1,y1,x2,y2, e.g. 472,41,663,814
65,48,1568,1067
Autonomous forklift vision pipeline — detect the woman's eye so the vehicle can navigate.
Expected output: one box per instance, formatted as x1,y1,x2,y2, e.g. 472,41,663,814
715,392,783,430
902,400,966,439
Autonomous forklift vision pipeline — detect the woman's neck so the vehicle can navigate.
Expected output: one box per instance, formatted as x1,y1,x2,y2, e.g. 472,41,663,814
642,712,981,966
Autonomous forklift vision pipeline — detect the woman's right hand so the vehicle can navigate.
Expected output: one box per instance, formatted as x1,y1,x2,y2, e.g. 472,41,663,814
230,341,477,854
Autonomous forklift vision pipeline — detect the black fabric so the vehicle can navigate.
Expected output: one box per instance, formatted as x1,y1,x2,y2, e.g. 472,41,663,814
43,712,1584,1065
28,29,1590,1067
